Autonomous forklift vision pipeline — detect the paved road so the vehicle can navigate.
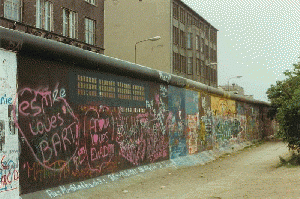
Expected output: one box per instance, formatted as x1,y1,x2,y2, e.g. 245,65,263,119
62,141,297,199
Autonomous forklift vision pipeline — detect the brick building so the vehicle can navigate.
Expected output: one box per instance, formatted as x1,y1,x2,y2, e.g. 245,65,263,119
104,0,218,87
0,0,104,53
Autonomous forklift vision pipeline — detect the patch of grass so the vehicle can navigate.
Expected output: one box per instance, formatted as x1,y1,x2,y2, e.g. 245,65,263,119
242,145,252,150
253,140,265,146
278,152,300,168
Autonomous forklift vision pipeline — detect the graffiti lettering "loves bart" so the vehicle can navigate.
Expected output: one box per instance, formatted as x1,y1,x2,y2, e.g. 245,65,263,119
13,86,79,171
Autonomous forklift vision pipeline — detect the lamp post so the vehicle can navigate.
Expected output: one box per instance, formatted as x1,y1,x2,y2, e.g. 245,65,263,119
135,36,161,63
227,76,242,92
208,63,217,66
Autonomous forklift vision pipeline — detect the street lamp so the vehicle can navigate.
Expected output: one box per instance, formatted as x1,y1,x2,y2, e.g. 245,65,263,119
227,76,242,92
208,63,217,66
135,36,161,63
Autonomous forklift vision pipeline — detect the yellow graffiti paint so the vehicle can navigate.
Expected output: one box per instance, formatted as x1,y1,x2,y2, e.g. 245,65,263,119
211,96,236,116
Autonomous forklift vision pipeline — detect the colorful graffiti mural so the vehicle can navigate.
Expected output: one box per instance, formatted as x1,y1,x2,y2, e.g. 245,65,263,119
0,50,19,199
211,96,236,117
168,86,187,159
185,90,199,154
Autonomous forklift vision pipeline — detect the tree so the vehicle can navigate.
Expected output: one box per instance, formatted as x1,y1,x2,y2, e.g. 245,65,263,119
267,61,300,152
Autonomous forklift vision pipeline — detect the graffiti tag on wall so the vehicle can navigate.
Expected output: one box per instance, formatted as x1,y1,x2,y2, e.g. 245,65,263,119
14,85,79,171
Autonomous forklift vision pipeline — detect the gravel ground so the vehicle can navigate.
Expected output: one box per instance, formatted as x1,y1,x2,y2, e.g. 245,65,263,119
61,141,297,199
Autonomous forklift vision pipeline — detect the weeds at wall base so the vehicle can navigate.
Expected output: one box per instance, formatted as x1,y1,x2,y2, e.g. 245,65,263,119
278,152,300,168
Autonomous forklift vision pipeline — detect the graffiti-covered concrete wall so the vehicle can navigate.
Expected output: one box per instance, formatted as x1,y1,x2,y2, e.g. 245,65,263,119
13,54,274,196
0,28,276,198
16,55,171,194
0,50,19,199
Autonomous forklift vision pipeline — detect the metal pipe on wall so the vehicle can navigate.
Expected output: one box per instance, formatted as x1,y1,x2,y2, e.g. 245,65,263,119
0,27,269,106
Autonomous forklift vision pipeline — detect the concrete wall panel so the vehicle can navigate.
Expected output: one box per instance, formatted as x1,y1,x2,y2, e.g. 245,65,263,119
16,55,170,194
0,50,19,199
168,86,187,159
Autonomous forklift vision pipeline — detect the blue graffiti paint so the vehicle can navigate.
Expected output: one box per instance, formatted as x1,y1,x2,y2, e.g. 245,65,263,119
0,155,19,192
215,119,242,140
185,90,198,115
168,86,187,159
0,94,12,105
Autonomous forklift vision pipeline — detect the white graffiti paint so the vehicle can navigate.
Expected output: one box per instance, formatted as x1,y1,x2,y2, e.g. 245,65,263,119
0,49,19,199
158,71,171,83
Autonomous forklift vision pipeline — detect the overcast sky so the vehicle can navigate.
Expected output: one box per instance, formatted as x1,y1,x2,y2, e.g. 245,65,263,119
182,0,300,102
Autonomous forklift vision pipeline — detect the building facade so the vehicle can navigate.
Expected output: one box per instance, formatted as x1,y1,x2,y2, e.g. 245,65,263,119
219,84,245,95
104,0,218,87
0,0,104,53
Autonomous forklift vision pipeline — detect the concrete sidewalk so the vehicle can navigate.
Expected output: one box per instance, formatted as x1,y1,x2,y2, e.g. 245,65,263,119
58,141,290,199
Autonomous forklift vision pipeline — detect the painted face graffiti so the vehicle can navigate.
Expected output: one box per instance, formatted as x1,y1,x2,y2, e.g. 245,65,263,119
13,86,79,171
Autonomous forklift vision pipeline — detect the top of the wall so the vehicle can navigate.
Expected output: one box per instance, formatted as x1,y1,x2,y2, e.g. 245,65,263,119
0,27,268,106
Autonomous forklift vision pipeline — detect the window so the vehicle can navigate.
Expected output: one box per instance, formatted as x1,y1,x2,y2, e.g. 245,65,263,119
132,85,145,101
63,8,78,39
210,47,214,62
77,75,97,97
187,57,193,75
208,67,212,82
200,61,204,77
187,13,192,25
196,59,200,76
187,32,192,49
204,44,209,59
195,35,199,51
214,69,217,85
205,25,209,39
200,38,204,53
180,30,185,48
173,3,178,19
85,0,95,5
173,52,180,72
36,0,53,31
179,7,185,24
192,17,197,26
99,79,116,98
77,75,145,101
213,49,217,62
195,20,200,28
181,55,186,73
85,18,96,45
178,30,183,47
203,65,207,80
173,52,184,73
211,69,215,84
173,26,179,45
173,52,175,70
4,0,22,22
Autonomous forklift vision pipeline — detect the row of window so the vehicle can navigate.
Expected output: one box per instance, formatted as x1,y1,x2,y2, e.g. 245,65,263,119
173,2,217,44
3,0,96,45
173,53,186,74
77,75,146,101
173,2,201,27
173,27,217,63
173,52,193,75
173,27,198,49
173,52,217,83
